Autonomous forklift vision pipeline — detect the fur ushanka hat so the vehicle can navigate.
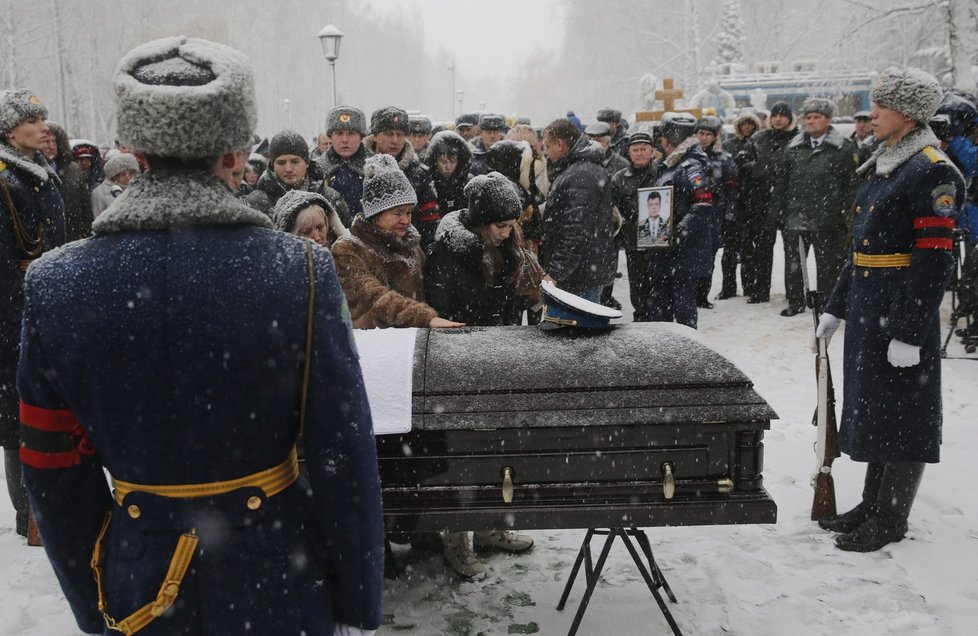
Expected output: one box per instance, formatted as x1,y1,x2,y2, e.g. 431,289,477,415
113,36,257,158
463,172,522,228
871,66,944,124
801,97,835,119
0,89,48,136
361,154,417,218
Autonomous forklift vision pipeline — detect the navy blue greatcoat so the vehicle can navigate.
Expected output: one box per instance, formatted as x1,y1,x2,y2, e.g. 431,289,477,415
17,170,384,635
0,143,65,449
824,129,964,464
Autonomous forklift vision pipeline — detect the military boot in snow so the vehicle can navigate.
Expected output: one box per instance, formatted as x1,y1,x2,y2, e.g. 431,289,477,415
819,463,884,533
441,531,487,580
836,461,925,553
473,529,534,553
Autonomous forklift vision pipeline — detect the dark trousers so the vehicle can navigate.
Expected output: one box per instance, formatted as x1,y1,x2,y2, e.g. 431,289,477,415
625,250,653,321
720,244,740,296
648,275,697,329
783,228,848,309
740,220,777,300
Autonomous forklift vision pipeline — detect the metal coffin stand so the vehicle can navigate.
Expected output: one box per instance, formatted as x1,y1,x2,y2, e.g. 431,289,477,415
376,324,778,635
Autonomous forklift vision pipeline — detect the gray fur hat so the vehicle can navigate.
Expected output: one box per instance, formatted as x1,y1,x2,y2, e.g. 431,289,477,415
0,89,48,135
370,106,409,135
463,172,522,228
871,66,943,123
801,97,835,118
272,190,332,233
113,36,257,158
326,106,366,136
596,108,622,124
361,153,417,218
408,116,432,135
104,152,140,180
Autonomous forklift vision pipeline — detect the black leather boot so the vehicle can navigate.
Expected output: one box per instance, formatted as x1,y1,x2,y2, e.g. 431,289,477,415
4,449,28,537
836,461,925,552
819,463,884,533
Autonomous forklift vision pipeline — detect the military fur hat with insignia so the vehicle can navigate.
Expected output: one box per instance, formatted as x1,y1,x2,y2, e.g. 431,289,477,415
455,113,480,129
478,114,507,132
871,66,943,124
408,116,432,135
326,106,366,136
370,106,409,135
801,97,835,118
596,108,622,124
113,36,257,158
0,88,48,136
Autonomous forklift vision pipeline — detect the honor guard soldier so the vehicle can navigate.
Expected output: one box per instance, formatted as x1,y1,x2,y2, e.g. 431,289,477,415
815,67,964,552
17,37,384,635
1,88,65,539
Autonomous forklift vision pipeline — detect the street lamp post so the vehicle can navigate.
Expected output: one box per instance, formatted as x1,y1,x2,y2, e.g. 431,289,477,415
317,24,344,109
456,90,464,117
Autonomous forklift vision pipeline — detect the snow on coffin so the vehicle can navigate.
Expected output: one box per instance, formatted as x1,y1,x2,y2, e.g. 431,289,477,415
375,323,779,533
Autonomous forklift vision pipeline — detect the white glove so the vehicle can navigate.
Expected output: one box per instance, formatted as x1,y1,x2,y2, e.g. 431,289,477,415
887,339,921,367
811,313,842,354
334,624,376,636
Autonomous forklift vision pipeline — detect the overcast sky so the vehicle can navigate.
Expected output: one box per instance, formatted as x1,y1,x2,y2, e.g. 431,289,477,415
360,0,564,78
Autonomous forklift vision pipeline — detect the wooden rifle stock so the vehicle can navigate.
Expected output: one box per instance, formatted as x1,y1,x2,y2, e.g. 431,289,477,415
811,345,841,520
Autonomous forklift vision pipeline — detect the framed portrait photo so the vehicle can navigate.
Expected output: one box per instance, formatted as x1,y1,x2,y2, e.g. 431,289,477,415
636,185,674,249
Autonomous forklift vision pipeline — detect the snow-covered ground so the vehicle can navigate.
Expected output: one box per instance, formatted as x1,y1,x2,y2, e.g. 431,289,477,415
2,239,977,636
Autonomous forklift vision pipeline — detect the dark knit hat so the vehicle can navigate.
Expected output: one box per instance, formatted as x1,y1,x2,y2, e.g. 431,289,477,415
370,106,409,135
0,89,48,135
455,112,480,129
486,140,529,183
770,101,793,119
479,114,507,132
871,66,943,124
596,108,622,124
408,116,432,135
113,36,257,158
269,130,309,164
802,97,835,118
463,172,522,227
326,106,366,136
271,190,332,233
628,131,654,146
362,153,417,218
104,153,140,179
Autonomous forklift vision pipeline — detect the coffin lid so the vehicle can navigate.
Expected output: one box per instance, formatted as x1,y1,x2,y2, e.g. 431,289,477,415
412,323,778,431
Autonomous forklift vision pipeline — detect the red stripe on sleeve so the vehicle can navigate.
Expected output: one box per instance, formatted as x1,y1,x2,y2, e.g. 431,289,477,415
915,237,953,250
418,201,438,212
20,401,78,433
20,446,79,469
691,190,713,204
914,216,955,229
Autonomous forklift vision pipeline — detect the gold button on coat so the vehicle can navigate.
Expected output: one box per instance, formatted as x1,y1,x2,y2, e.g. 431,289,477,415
127,504,141,519
863,271,870,278
246,496,262,510
862,239,870,246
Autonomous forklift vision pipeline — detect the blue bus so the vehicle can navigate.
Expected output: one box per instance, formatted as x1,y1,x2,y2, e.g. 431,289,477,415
718,68,875,117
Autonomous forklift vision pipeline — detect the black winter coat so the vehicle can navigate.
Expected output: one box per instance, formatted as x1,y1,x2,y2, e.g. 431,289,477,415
0,143,65,448
425,131,473,215
426,210,528,325
245,162,352,227
540,136,617,291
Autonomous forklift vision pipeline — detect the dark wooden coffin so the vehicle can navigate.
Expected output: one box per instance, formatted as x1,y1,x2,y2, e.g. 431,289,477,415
376,323,778,533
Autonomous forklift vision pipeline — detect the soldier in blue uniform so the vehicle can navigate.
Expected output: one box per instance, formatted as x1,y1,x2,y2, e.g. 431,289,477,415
646,113,716,328
0,88,65,538
17,37,384,634
814,67,964,552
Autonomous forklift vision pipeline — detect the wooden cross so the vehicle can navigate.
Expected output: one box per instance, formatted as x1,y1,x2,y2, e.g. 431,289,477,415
636,78,702,122
655,79,684,111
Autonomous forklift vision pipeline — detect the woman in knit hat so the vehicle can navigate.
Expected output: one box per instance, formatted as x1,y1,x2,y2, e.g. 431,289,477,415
90,152,140,219
331,153,464,330
271,189,349,248
814,67,964,553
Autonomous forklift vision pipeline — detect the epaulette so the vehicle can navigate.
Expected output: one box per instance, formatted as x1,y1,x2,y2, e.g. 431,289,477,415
0,160,7,172
922,146,947,164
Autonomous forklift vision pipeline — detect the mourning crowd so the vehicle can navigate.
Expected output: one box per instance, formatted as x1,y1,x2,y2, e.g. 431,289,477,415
2,34,977,635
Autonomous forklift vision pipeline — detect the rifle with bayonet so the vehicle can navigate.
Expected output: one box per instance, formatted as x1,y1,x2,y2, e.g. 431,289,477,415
799,237,840,520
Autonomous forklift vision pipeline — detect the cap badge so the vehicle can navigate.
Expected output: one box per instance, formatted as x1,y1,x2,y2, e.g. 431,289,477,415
339,114,351,123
